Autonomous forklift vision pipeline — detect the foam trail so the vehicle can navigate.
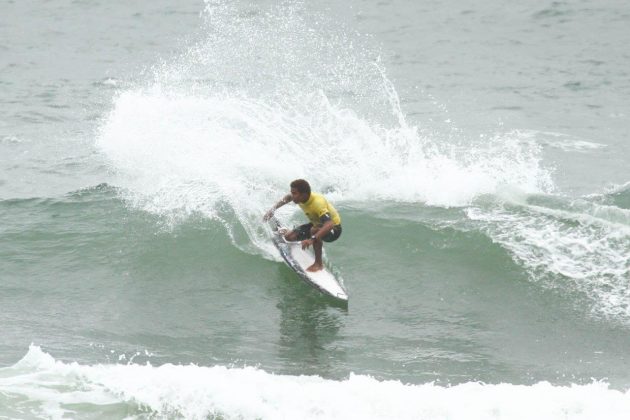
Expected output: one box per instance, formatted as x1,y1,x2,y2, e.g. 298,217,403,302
1,346,630,420
468,197,630,320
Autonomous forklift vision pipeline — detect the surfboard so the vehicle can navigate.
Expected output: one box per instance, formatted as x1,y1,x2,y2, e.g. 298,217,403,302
269,217,348,301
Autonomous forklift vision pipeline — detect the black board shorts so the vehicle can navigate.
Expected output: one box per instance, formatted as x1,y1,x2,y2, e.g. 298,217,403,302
293,223,342,242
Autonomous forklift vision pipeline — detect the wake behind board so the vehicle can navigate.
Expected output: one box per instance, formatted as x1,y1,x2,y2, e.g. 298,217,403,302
269,217,348,301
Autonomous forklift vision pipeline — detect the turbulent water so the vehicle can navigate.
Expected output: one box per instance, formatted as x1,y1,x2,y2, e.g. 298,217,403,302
1,0,630,418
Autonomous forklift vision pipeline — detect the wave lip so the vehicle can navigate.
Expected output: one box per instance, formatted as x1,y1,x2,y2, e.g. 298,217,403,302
2,345,630,420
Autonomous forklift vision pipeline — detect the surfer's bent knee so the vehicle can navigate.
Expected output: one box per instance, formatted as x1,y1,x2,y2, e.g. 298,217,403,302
322,225,342,243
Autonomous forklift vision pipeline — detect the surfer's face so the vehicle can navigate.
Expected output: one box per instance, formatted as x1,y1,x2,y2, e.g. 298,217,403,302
290,188,308,203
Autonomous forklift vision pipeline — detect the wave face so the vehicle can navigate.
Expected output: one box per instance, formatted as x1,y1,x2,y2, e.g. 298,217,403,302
1,345,629,420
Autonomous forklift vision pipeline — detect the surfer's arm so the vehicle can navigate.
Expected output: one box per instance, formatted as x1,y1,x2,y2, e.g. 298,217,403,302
263,194,292,221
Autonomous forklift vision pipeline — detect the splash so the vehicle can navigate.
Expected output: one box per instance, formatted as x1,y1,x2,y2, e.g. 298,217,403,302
96,1,554,257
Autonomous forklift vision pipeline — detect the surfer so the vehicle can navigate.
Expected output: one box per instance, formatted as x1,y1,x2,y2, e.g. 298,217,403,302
263,179,342,272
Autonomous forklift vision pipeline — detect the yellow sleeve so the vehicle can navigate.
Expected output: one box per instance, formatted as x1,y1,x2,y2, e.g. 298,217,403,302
315,196,330,218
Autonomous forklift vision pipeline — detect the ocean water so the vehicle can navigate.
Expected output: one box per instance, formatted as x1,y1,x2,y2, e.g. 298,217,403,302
1,0,630,418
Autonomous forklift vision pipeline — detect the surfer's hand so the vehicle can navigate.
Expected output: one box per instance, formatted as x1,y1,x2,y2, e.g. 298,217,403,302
301,239,313,250
263,209,274,222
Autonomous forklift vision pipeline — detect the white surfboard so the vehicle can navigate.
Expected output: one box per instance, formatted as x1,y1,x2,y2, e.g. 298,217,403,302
269,218,348,301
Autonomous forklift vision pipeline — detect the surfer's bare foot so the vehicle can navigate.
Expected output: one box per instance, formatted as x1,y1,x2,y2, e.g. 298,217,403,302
307,263,323,272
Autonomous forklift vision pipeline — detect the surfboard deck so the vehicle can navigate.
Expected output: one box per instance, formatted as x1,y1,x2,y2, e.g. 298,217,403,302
269,217,348,301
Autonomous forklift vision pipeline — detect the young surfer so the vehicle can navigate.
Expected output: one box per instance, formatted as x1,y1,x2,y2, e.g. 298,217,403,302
263,179,342,272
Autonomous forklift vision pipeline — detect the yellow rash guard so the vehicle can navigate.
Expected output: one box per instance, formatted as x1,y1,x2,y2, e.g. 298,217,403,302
298,192,341,226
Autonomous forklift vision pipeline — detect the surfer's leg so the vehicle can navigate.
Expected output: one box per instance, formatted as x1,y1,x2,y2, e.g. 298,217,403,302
307,237,324,272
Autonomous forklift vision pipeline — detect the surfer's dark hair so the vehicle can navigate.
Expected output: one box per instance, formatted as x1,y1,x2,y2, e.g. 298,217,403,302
290,179,311,195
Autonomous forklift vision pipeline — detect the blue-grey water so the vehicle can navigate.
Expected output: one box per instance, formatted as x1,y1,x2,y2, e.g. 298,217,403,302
1,0,630,418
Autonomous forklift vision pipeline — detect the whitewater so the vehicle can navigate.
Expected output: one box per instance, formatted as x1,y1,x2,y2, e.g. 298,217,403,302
1,346,629,420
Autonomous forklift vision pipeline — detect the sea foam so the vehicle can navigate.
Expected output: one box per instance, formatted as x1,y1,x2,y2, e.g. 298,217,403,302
1,345,629,420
